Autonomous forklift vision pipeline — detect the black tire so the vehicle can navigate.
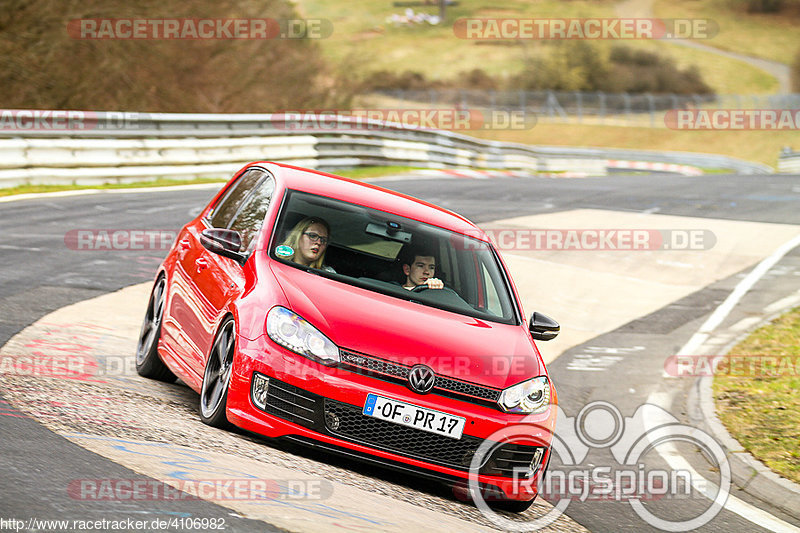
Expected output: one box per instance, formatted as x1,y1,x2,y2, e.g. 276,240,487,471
488,497,535,513
199,317,236,428
135,276,177,382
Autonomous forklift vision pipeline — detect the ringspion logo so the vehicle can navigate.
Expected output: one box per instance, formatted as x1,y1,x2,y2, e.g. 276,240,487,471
469,401,729,531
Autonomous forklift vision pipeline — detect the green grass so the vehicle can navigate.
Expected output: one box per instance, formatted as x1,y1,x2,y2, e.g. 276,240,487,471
472,122,792,167
654,0,800,65
331,165,427,179
301,0,614,81
713,307,800,484
299,0,782,94
0,177,227,197
0,167,426,197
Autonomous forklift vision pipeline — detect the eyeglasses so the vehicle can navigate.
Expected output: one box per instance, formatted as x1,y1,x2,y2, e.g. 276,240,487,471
303,232,329,245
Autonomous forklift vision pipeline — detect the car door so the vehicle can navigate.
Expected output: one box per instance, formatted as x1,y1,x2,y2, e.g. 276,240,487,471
166,169,270,375
186,169,275,375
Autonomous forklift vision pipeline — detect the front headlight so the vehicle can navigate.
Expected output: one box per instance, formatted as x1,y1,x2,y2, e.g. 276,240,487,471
498,376,550,414
266,306,340,366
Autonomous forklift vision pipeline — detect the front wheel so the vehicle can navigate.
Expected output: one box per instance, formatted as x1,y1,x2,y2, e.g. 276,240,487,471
199,317,236,428
135,276,176,382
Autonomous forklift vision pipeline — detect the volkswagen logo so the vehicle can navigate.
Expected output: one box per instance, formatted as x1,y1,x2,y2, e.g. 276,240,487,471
407,364,436,394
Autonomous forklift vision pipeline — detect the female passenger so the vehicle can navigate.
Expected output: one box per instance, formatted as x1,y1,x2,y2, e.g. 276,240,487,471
280,217,335,272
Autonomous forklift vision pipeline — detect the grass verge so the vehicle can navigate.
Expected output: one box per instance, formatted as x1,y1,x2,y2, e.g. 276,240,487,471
654,0,800,65
713,307,800,484
0,177,228,198
329,165,427,179
0,167,427,198
471,122,793,167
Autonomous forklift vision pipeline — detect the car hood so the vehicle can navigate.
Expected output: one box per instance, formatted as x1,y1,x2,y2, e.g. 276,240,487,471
270,262,544,389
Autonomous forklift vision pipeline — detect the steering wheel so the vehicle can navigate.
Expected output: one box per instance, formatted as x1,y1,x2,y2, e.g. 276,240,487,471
411,284,430,293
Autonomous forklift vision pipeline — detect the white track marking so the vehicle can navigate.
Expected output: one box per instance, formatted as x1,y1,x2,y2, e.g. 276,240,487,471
678,234,800,356
647,391,800,533
653,233,800,531
763,291,800,314
728,316,763,332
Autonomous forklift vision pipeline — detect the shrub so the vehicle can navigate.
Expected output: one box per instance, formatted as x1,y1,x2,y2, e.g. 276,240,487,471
510,44,712,94
0,0,354,112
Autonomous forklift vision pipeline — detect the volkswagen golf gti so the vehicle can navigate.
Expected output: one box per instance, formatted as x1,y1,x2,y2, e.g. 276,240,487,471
135,161,560,511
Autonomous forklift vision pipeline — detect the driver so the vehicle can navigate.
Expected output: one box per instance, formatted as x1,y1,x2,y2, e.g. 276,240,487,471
399,245,443,290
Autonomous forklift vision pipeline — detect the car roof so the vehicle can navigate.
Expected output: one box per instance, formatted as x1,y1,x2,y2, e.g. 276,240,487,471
258,162,486,237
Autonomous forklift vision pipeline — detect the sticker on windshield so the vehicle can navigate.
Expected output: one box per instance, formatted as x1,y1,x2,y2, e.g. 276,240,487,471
275,245,294,257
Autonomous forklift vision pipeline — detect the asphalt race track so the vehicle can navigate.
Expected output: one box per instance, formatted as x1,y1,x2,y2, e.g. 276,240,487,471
2,172,800,532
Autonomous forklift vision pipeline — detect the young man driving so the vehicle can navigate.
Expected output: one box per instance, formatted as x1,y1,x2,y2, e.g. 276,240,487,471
399,246,444,290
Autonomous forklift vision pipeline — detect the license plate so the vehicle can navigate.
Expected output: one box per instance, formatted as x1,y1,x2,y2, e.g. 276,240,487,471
363,393,465,440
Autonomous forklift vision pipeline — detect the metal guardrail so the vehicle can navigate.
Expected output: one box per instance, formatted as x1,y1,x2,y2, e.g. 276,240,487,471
778,149,800,174
0,111,774,187
375,89,800,128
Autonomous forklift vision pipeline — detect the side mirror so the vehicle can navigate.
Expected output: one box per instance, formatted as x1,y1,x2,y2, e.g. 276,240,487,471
529,312,560,341
200,228,246,265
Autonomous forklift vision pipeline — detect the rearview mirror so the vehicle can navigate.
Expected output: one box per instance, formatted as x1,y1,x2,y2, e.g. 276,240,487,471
200,228,246,265
529,312,560,341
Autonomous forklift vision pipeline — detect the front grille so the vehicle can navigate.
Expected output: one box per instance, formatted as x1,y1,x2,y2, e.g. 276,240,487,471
324,398,482,470
262,379,321,428
340,351,411,379
434,375,500,401
481,443,546,477
254,376,545,478
339,350,501,406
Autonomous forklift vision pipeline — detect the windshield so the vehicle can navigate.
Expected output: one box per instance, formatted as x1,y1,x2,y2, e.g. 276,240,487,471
269,190,519,324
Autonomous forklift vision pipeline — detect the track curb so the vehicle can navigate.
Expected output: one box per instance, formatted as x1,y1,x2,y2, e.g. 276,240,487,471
688,292,800,522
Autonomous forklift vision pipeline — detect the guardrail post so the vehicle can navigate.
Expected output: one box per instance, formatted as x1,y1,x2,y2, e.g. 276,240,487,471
598,91,606,124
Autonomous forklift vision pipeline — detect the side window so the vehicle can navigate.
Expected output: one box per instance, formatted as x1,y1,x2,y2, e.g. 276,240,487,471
481,263,502,316
478,253,514,320
209,169,265,229
229,177,275,251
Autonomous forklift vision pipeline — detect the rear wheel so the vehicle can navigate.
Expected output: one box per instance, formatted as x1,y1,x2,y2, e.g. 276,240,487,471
135,276,176,382
199,317,236,428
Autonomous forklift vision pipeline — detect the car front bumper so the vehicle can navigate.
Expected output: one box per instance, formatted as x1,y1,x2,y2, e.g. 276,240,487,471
226,337,556,502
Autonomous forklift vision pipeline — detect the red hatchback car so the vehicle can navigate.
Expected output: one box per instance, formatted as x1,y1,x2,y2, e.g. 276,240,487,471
136,162,560,511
